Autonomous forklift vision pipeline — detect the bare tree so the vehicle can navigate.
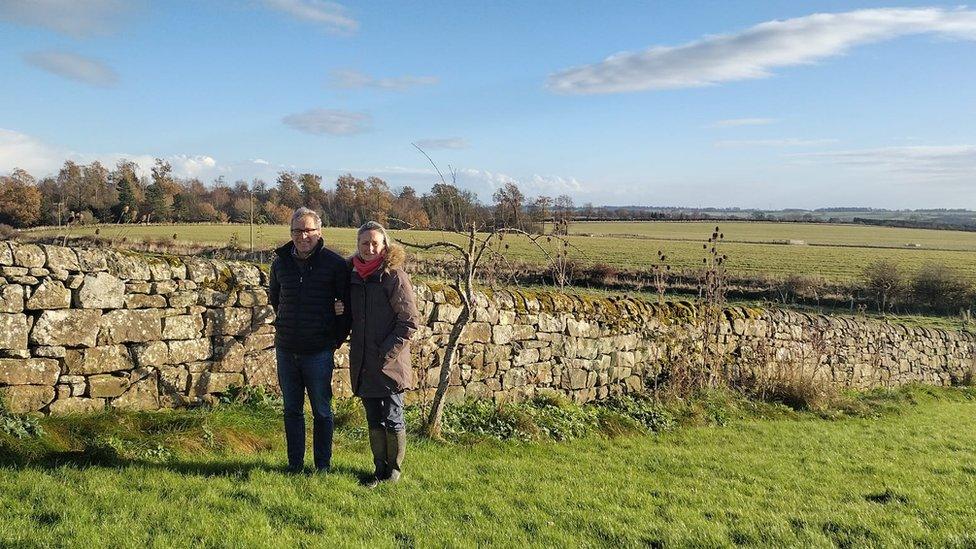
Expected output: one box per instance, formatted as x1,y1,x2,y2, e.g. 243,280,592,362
400,144,577,437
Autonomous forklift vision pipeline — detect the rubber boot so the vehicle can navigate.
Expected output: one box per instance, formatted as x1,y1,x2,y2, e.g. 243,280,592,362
367,428,387,487
385,429,406,482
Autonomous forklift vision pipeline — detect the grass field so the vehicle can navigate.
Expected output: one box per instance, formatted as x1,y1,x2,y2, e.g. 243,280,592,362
27,221,976,283
2,388,975,546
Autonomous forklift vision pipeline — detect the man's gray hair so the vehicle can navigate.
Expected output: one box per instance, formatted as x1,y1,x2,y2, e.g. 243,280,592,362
291,207,322,229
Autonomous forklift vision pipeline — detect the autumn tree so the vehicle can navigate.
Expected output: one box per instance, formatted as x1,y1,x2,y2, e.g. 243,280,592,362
0,169,42,227
112,160,142,221
276,172,303,210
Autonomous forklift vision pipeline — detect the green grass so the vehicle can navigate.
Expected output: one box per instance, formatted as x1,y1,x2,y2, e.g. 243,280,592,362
27,221,976,283
2,388,976,546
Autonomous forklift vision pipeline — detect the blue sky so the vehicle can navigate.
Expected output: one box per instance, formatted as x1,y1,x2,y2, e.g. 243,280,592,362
2,0,975,209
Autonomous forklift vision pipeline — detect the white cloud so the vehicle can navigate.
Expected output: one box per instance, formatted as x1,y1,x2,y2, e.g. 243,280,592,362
329,69,439,91
263,0,358,34
23,50,118,87
282,109,371,136
793,145,976,182
548,7,976,94
0,0,138,37
711,118,778,128
251,158,271,165
0,128,230,181
0,128,64,175
714,138,838,148
413,138,469,150
169,155,218,178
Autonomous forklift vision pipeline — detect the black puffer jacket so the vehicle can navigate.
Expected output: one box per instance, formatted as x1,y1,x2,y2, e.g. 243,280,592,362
269,240,351,354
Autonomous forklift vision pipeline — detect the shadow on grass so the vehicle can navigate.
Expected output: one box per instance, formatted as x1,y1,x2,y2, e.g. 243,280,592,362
0,450,375,483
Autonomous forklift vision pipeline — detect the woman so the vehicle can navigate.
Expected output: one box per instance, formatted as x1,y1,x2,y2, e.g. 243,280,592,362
338,221,420,485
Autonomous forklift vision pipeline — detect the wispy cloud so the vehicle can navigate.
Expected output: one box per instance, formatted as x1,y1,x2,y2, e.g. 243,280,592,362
548,7,976,94
794,145,976,181
413,138,468,150
0,0,139,37
711,118,778,128
23,50,118,87
329,69,438,91
263,0,358,34
282,109,371,136
458,169,585,196
715,138,837,148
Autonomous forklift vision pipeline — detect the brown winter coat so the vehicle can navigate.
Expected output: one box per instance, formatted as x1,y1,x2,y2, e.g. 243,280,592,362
347,244,420,397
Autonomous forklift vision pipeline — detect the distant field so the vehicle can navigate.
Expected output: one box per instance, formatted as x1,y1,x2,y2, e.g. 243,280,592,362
27,222,976,283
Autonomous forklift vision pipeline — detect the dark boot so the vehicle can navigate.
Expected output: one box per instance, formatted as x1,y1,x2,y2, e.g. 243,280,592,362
385,429,406,482
367,428,387,486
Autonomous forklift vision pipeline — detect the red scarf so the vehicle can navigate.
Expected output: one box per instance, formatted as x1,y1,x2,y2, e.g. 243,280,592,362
353,254,385,280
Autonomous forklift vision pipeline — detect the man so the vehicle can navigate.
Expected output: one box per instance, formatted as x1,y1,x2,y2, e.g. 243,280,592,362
269,207,350,473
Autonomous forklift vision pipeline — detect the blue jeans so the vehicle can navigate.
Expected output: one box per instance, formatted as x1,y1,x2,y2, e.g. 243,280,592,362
276,348,335,470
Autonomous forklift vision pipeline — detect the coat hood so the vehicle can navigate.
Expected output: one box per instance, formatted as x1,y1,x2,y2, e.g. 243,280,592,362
349,242,407,273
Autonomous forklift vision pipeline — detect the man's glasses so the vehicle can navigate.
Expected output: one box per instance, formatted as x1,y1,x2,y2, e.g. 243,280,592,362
291,228,319,235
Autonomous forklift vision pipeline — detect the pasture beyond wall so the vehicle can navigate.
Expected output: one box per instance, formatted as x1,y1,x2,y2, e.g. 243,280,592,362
0,241,974,414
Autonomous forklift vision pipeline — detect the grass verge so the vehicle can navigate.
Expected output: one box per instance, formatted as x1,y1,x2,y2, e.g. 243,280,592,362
1,385,975,545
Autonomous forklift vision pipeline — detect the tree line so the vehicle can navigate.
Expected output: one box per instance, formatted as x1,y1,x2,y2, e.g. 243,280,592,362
0,159,576,232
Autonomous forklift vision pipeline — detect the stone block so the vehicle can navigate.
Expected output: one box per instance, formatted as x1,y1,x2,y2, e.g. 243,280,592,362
492,325,514,345
562,368,588,390
236,289,268,307
132,341,168,367
60,374,86,395
34,346,67,358
42,245,79,271
158,365,190,397
26,279,71,310
98,309,162,344
88,374,130,398
199,289,236,307
112,375,160,411
12,243,45,268
162,314,204,340
0,358,60,385
146,259,172,281
168,291,199,307
243,333,275,353
204,308,253,336
0,284,24,313
74,272,125,309
213,337,245,373
168,338,211,364
0,385,55,413
75,248,108,271
8,275,37,285
152,280,177,295
538,313,565,333
28,267,50,277
502,368,528,389
459,322,491,345
106,252,151,280
184,259,216,283
124,294,168,308
0,313,29,349
0,241,11,265
50,397,104,414
512,324,536,341
64,345,132,375
190,371,244,396
125,282,152,294
227,262,261,286
244,349,276,388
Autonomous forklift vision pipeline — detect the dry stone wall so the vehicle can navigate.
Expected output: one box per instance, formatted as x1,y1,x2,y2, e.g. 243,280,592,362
1,241,974,414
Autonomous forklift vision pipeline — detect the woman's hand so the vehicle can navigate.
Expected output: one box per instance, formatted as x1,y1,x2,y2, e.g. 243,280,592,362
334,299,345,315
